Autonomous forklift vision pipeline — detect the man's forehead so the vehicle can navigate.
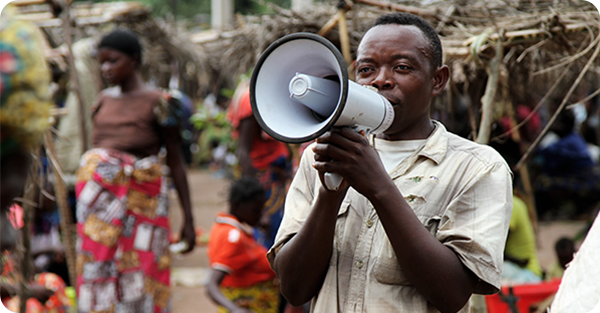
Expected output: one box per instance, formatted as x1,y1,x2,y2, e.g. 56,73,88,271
357,24,429,59
361,24,424,43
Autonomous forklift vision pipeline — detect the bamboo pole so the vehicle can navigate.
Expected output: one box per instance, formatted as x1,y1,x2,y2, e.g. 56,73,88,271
476,33,504,144
18,149,41,313
44,131,77,287
318,13,340,37
337,9,352,67
10,0,48,6
60,0,89,156
354,0,440,20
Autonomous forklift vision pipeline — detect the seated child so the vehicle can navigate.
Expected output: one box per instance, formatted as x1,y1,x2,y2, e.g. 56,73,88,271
206,177,279,313
546,236,576,280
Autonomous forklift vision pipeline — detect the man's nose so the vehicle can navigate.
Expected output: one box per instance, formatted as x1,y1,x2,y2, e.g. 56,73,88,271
371,68,393,90
101,62,111,72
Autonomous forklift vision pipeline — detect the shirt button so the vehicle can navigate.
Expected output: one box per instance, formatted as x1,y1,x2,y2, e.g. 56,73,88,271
366,220,373,228
356,260,363,269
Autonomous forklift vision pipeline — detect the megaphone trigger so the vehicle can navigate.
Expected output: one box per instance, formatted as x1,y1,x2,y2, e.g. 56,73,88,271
324,172,343,191
352,125,370,137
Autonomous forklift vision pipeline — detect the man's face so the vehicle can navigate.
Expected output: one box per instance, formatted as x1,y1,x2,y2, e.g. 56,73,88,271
355,24,446,140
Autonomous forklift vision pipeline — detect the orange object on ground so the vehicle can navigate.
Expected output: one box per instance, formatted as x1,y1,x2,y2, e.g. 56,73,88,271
485,279,561,313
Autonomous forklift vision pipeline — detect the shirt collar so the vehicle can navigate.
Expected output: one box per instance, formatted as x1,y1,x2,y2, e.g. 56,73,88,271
215,212,254,235
417,120,449,166
383,120,449,179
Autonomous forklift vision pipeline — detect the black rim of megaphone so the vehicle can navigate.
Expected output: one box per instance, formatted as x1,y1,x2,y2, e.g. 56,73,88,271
250,32,349,144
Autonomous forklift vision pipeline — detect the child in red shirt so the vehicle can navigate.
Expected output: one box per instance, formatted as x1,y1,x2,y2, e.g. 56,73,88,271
206,177,279,313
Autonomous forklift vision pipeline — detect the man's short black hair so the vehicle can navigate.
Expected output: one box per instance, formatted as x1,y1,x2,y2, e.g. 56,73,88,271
228,176,265,206
373,13,443,69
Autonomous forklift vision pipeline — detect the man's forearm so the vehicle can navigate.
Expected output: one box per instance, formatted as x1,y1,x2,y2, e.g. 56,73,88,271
274,187,344,306
369,183,477,313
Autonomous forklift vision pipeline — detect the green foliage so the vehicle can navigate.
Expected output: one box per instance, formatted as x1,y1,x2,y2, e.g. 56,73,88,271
190,106,236,165
190,106,230,133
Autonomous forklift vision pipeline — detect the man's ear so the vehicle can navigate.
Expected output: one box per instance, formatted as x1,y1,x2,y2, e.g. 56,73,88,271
432,65,449,97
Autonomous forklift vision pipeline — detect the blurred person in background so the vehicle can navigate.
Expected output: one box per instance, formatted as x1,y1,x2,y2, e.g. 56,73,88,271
550,215,600,313
1,4,65,311
226,79,292,250
206,177,280,313
227,80,294,312
534,108,600,219
489,130,543,284
545,236,575,281
75,28,195,313
0,3,52,251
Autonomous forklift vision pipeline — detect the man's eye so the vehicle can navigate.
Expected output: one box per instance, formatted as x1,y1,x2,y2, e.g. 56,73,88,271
396,65,410,70
358,68,372,74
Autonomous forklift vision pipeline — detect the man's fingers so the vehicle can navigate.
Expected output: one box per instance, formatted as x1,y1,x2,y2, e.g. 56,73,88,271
313,142,346,163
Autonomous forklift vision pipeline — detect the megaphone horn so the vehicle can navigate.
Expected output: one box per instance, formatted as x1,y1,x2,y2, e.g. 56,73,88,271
250,32,395,190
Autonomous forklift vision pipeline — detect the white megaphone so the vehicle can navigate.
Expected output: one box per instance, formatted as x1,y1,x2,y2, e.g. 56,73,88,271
250,32,395,191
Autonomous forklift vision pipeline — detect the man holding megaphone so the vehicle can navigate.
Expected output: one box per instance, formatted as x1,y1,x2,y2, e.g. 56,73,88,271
262,13,513,313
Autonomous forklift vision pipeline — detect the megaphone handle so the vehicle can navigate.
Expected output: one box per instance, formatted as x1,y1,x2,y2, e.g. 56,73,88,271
324,172,343,191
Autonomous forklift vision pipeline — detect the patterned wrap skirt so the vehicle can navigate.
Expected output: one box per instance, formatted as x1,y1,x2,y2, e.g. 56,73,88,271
75,148,171,313
217,280,280,313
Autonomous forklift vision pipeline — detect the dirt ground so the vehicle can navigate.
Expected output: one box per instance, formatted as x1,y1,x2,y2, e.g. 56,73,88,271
169,168,590,313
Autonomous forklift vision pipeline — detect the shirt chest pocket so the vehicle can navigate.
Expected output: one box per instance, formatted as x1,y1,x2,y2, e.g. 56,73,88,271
372,214,442,286
397,174,441,213
372,233,411,285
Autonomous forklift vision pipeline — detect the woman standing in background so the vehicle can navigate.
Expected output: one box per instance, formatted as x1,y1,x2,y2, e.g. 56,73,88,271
75,29,196,313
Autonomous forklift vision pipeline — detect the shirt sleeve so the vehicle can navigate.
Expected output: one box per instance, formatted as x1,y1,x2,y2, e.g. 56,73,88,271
436,160,513,295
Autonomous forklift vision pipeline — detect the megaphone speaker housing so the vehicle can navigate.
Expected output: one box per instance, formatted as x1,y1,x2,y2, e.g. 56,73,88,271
250,32,394,144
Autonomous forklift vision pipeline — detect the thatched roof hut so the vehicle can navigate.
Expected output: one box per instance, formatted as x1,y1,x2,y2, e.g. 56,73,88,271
12,0,211,99
192,0,599,146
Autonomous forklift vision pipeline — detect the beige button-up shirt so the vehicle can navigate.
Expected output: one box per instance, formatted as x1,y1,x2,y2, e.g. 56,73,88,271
267,121,513,313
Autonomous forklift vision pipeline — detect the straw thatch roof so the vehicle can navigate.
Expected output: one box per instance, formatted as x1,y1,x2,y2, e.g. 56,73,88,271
12,0,211,99
13,0,600,141
193,0,599,143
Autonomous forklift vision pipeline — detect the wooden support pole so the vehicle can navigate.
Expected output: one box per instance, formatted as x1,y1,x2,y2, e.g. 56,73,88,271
354,0,440,20
60,0,89,156
476,34,504,144
44,131,77,287
18,149,40,313
337,9,352,67
318,13,340,37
